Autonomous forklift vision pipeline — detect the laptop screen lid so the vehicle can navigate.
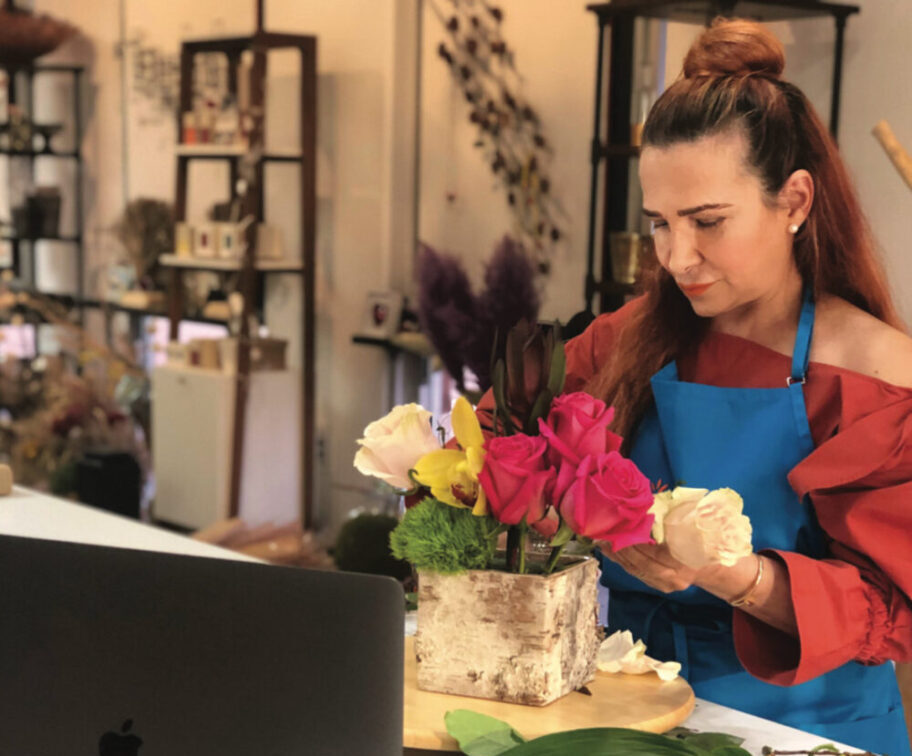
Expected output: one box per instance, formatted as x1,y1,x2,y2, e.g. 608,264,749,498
0,534,404,756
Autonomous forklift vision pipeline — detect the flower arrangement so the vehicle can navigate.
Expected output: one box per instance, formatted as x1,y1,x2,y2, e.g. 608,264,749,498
356,319,754,705
354,319,753,577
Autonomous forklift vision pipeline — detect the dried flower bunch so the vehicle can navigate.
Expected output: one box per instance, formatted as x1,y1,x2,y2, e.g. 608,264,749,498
431,0,563,271
417,237,540,393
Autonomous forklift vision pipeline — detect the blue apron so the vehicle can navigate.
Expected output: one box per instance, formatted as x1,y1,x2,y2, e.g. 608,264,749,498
598,291,909,756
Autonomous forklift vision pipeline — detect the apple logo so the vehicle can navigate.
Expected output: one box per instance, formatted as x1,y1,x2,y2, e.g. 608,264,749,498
98,719,143,756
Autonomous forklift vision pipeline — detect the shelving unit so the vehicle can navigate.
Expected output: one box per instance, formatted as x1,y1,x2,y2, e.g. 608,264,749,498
160,254,304,273
164,27,316,528
0,63,84,316
584,0,860,314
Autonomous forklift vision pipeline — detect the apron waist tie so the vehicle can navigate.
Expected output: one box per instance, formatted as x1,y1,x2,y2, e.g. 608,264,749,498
616,591,733,681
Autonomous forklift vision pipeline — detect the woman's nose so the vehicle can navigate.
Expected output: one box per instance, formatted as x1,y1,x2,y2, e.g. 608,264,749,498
663,229,703,276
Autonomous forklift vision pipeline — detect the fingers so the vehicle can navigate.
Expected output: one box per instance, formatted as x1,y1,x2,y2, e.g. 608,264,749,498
608,544,695,593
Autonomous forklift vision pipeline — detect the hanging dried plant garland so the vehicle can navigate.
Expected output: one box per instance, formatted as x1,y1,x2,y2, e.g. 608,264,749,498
431,0,564,274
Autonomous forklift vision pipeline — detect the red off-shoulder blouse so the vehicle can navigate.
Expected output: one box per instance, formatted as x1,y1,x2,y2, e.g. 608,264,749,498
559,299,912,686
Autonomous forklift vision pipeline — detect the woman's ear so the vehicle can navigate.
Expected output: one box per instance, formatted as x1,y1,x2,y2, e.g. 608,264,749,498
780,169,815,226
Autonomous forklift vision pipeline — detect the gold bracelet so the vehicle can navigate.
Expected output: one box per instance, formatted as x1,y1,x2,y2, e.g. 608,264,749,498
729,554,764,608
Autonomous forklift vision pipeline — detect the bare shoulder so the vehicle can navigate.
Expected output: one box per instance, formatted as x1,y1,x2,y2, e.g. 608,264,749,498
812,295,912,388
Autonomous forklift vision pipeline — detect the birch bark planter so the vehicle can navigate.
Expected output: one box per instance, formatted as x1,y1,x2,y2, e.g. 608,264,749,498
414,556,601,706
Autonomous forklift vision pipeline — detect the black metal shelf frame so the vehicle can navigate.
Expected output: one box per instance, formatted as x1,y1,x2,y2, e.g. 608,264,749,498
0,63,85,317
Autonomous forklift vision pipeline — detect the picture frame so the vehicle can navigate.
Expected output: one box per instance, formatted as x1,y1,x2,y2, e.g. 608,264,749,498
361,290,403,339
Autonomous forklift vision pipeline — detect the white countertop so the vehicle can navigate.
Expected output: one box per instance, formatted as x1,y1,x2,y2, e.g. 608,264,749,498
1,487,861,755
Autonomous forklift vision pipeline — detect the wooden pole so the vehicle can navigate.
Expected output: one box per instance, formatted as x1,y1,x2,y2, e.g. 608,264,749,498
872,120,912,191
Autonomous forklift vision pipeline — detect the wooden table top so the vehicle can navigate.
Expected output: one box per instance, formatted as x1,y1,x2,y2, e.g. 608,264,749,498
403,637,695,752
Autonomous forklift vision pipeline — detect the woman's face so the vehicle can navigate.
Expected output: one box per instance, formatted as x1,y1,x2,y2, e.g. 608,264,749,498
638,129,801,319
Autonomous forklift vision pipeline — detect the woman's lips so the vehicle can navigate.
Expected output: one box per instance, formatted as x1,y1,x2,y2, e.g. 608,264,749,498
679,282,715,297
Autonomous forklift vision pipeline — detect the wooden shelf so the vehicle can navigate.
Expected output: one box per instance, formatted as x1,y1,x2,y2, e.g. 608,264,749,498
159,254,304,273
586,0,859,23
171,31,317,529
175,144,304,162
175,144,246,157
0,148,79,158
182,32,317,55
3,287,228,326
0,63,84,73
353,332,434,359
1,234,81,243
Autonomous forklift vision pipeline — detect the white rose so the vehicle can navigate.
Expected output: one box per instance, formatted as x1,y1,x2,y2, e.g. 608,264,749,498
353,404,441,490
649,487,707,544
662,487,753,569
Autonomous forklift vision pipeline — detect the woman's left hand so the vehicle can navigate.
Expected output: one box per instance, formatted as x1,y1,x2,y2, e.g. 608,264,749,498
601,542,705,593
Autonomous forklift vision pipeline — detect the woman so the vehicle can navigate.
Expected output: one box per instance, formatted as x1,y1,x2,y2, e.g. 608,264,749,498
566,18,911,755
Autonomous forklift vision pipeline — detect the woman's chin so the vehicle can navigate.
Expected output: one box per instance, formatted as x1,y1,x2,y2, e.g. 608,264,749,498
687,298,721,318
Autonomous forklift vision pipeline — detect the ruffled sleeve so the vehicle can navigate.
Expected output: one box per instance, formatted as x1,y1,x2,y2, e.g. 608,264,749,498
733,374,912,685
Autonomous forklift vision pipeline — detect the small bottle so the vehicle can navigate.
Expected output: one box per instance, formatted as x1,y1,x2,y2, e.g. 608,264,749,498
182,112,197,145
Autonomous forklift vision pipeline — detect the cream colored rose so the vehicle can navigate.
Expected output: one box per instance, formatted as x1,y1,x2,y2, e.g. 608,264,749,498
597,630,681,682
649,487,707,544
662,487,753,569
353,404,441,490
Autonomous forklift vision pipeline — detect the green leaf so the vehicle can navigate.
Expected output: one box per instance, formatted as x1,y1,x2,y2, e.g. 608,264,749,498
667,732,745,750
501,727,704,755
525,388,553,435
549,520,574,548
463,389,484,405
809,745,842,754
706,748,752,756
547,340,567,397
492,360,516,435
444,710,525,756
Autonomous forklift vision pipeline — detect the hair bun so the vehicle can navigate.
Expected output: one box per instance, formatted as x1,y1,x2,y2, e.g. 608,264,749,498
683,17,785,80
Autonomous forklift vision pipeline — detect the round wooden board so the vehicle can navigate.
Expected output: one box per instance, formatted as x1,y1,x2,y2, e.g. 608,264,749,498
404,637,695,752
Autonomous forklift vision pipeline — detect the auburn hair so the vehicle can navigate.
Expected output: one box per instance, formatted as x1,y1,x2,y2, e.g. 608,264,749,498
587,17,902,447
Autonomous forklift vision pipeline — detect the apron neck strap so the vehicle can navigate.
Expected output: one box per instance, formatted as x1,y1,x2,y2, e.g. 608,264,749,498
790,288,816,382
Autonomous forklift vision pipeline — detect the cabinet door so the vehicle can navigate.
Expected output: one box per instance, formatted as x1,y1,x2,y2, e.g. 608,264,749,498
152,366,235,529
239,370,302,526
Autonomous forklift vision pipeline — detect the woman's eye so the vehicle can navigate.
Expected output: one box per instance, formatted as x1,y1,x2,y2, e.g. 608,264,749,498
695,218,723,229
651,220,668,232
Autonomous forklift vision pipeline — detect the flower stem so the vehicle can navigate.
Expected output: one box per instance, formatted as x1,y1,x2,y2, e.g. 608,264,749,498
518,523,527,575
544,543,566,575
506,525,519,572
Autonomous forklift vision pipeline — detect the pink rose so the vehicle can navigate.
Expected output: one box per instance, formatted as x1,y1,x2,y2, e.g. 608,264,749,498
478,434,556,526
538,392,623,501
559,452,655,551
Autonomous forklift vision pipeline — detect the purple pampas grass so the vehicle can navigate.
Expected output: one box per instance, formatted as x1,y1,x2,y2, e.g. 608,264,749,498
416,245,477,391
466,236,540,389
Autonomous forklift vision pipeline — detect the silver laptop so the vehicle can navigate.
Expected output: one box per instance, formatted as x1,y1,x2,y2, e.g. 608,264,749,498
0,534,404,755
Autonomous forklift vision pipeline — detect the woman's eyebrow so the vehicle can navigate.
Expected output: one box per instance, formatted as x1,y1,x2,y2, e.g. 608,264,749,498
642,203,734,218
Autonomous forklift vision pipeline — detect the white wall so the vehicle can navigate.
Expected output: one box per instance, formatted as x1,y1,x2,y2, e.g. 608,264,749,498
418,0,596,323
829,1,912,326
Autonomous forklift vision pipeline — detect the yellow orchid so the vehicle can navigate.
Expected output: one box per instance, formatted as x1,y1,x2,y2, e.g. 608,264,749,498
412,396,488,516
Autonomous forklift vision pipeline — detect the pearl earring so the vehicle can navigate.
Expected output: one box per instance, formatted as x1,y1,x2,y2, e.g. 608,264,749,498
788,223,800,234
